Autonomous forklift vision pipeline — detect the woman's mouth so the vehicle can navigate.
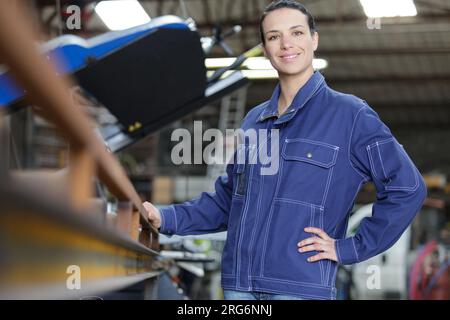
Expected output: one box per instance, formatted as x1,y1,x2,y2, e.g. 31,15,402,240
279,53,299,61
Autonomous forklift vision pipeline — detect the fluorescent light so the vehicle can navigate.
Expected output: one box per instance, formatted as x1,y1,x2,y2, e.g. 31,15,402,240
313,58,328,70
95,0,151,30
205,58,236,69
207,70,279,80
205,57,328,71
241,69,279,79
244,57,273,70
359,0,417,18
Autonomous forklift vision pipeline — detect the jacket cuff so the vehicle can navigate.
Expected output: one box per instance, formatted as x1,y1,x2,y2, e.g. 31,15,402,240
335,237,359,265
159,205,177,236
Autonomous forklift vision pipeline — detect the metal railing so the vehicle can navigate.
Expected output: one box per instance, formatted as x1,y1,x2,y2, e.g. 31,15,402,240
0,1,160,298
0,1,158,245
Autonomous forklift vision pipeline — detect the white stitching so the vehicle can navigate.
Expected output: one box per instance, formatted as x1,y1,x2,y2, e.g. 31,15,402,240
367,146,381,182
330,264,338,288
386,168,419,192
376,142,388,180
282,139,339,168
255,100,272,123
159,207,166,231
369,138,420,192
260,157,284,276
252,288,330,300
351,237,359,262
274,197,324,210
252,287,330,300
282,155,336,168
247,155,267,286
325,260,332,287
336,239,342,263
252,276,333,289
369,137,394,148
235,164,255,288
286,137,340,150
348,106,371,181
171,205,178,234
273,76,325,126
222,273,235,278
318,207,325,286
331,177,366,264
321,164,335,207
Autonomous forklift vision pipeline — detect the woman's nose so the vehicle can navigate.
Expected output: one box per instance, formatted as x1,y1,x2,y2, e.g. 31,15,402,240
280,36,293,50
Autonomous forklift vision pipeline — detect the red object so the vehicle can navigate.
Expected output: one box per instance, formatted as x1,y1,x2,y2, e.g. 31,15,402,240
409,240,449,300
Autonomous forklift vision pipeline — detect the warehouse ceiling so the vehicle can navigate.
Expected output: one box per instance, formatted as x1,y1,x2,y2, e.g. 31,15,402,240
30,0,450,175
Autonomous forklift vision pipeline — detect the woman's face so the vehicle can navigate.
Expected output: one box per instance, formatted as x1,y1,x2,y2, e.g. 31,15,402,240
262,8,318,78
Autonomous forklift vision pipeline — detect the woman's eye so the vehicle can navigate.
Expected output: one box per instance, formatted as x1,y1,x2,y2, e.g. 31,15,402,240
293,31,303,36
268,35,279,41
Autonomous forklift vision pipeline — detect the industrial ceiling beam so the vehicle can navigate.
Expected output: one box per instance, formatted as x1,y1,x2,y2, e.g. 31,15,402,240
327,74,450,84
317,48,450,56
194,13,450,29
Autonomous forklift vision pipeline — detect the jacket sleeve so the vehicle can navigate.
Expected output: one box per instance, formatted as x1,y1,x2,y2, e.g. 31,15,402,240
335,106,427,265
158,161,234,236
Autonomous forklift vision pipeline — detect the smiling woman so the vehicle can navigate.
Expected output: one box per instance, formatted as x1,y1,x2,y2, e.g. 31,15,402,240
259,3,319,115
143,0,427,301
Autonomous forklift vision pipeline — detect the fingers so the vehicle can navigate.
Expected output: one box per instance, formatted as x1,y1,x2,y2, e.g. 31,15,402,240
304,227,330,240
143,202,154,218
298,243,325,253
143,201,153,211
298,227,338,263
142,201,161,229
143,201,156,216
297,236,326,248
307,253,330,262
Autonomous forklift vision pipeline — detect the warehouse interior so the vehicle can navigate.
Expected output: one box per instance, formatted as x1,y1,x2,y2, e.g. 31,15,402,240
0,0,449,300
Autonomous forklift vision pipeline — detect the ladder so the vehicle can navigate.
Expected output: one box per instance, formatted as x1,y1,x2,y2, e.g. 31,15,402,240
205,87,248,192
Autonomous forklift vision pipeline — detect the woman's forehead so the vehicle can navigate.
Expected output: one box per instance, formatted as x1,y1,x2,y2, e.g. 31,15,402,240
263,8,308,31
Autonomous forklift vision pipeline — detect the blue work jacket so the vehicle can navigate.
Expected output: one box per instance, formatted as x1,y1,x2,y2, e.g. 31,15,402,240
159,71,427,299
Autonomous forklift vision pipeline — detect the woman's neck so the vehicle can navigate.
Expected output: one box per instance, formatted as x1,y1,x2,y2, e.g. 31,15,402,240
277,67,314,116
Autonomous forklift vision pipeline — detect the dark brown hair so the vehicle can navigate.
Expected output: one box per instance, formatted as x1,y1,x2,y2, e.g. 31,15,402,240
259,0,316,44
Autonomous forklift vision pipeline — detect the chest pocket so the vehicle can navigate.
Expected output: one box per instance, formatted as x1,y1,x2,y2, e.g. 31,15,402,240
278,138,339,206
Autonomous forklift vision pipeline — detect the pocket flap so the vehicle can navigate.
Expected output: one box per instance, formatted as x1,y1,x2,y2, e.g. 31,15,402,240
282,139,338,168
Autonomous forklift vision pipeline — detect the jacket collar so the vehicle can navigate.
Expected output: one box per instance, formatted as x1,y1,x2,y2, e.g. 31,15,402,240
257,71,326,124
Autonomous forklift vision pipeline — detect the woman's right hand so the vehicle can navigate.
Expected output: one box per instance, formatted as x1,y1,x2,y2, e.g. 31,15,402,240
143,201,161,229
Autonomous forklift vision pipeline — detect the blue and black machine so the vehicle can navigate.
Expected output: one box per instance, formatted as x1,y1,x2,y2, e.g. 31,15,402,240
0,15,251,151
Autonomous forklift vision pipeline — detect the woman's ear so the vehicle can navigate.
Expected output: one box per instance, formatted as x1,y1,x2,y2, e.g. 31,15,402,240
312,31,319,52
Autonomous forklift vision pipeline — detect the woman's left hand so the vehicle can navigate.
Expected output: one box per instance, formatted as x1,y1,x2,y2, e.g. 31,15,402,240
297,227,338,262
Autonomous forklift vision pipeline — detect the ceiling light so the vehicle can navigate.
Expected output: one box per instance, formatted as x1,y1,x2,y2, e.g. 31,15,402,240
207,70,279,80
359,0,417,18
205,57,328,71
95,0,151,31
313,58,328,70
244,57,273,70
204,58,236,69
